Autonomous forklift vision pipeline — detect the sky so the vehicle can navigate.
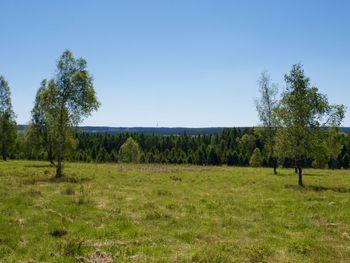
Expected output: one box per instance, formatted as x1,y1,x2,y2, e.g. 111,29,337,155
0,0,349,127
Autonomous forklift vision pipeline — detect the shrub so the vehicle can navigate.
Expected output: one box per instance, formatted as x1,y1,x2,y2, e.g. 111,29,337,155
118,137,142,163
249,148,263,167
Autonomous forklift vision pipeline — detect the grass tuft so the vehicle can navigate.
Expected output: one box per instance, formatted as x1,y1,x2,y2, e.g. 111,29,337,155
60,238,84,256
50,229,68,237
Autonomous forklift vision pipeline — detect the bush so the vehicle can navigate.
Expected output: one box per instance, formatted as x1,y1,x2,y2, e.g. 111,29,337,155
312,159,328,169
249,148,263,167
118,137,142,163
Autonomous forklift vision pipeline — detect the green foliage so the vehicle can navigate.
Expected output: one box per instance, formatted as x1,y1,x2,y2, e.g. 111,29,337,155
35,50,100,177
12,127,350,169
325,129,345,168
30,80,57,163
255,71,278,128
0,76,17,161
275,64,345,185
207,146,220,165
249,148,263,167
239,133,256,155
311,158,328,169
119,137,142,163
255,72,279,172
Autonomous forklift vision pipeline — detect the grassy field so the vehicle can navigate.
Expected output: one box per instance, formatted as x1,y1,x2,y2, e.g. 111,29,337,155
0,161,350,262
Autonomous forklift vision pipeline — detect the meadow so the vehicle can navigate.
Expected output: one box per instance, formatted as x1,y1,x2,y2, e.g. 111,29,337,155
0,161,349,262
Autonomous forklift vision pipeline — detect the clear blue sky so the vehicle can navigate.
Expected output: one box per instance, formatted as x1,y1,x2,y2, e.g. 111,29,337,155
0,0,349,127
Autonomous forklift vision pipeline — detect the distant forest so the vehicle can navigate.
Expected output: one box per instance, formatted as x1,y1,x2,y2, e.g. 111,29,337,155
17,125,350,135
12,127,350,169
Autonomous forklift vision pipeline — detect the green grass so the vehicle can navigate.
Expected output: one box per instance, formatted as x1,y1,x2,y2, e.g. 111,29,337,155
0,161,349,262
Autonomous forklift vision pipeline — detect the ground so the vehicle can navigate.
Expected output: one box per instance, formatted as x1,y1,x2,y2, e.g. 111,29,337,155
0,161,349,262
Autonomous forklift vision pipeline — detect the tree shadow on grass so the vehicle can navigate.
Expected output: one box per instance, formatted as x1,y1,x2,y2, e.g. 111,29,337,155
22,175,91,185
279,172,324,177
24,164,54,168
285,184,350,193
303,173,325,177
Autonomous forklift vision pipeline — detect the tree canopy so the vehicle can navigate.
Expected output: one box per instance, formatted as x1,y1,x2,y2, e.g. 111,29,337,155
119,137,142,163
255,71,279,174
0,76,17,161
33,50,100,177
275,64,345,186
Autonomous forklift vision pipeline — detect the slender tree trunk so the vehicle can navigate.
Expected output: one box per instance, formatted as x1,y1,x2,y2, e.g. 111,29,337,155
56,107,65,178
273,158,278,175
297,160,303,187
2,142,7,161
56,141,63,178
48,143,54,165
270,140,277,175
294,160,298,173
298,167,303,187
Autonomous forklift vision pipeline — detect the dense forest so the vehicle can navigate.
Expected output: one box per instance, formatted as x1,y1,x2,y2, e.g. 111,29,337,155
10,128,350,169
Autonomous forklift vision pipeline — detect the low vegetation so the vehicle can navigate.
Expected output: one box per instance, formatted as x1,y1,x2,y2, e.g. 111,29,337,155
1,161,349,262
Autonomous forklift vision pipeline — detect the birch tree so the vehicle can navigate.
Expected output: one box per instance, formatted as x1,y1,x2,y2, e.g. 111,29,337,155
0,76,17,161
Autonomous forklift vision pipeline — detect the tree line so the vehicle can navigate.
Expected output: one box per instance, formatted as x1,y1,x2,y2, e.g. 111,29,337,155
0,50,348,186
9,127,350,168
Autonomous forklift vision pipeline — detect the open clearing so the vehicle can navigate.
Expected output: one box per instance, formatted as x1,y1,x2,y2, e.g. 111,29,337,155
0,161,350,262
